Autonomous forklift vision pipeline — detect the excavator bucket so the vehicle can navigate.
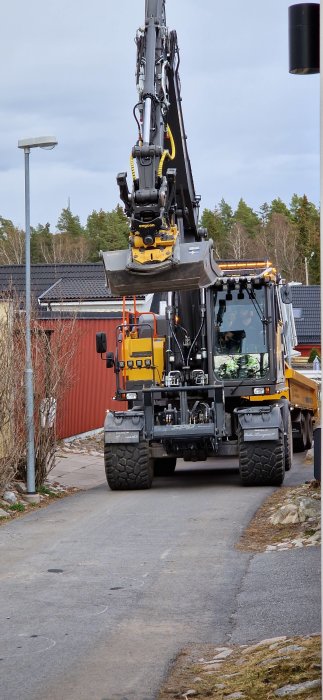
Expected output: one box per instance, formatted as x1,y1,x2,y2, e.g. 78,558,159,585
101,240,222,296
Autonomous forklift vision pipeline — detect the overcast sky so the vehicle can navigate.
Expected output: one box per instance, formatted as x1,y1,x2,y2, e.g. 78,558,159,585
0,0,319,231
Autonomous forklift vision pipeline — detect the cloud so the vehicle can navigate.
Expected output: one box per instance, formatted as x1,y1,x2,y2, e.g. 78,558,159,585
0,0,319,230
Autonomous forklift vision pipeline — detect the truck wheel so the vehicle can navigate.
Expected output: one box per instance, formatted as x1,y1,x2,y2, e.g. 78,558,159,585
154,458,177,477
293,412,307,453
104,442,153,490
304,412,313,450
238,430,285,486
279,400,293,471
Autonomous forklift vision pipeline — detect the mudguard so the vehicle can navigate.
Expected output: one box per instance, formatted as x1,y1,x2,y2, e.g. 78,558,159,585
104,410,144,444
235,405,282,442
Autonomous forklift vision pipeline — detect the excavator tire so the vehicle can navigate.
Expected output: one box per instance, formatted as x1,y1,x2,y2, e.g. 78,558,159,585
153,458,177,477
279,400,293,471
293,412,307,453
238,429,285,487
304,412,313,450
104,441,153,490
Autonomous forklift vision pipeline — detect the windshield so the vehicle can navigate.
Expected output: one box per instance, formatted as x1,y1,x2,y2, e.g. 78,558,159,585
213,288,269,380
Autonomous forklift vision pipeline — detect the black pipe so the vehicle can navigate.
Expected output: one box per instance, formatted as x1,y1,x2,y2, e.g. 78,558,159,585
289,3,320,74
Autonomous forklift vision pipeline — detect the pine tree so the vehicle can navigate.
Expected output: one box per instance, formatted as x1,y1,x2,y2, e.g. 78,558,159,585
86,205,130,261
56,208,84,237
234,199,260,235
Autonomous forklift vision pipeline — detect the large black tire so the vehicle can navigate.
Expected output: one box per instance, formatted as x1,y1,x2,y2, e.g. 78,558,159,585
104,441,153,490
293,412,307,453
304,412,313,450
238,429,285,486
279,400,293,471
153,457,177,477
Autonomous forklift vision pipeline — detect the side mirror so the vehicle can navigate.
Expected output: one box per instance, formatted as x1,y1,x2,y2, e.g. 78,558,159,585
96,332,107,354
281,284,292,304
106,352,115,369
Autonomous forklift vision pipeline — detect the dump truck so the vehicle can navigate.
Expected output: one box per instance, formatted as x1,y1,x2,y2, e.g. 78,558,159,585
96,0,318,489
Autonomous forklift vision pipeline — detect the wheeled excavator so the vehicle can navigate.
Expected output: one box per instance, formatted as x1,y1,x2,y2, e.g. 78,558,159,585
96,0,318,490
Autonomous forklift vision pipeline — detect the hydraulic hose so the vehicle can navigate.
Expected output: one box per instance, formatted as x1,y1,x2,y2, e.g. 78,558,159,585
157,125,176,177
130,154,137,182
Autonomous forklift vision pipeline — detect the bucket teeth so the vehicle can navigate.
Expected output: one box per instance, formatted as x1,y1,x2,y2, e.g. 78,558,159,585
101,240,222,296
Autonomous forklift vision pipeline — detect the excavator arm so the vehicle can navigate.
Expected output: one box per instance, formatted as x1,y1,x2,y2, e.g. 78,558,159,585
102,0,220,295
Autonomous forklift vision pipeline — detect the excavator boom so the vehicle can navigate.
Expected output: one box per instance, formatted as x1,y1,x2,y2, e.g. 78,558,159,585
102,0,221,295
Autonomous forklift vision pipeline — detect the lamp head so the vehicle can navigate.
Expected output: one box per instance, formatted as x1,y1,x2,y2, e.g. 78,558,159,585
18,136,58,150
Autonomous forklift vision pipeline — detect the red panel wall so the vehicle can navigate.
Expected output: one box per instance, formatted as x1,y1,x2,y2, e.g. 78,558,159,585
40,318,123,439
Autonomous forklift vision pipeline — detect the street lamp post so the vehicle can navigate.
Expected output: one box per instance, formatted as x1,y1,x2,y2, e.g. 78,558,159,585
304,251,315,285
17,136,58,494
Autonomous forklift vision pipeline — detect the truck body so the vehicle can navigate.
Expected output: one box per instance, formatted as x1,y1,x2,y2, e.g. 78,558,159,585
96,0,318,489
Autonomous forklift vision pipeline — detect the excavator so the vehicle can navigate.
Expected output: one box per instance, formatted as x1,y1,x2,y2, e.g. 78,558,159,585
96,0,318,490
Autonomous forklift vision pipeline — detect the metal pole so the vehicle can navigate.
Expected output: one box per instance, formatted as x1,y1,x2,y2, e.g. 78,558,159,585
24,147,36,494
305,256,309,285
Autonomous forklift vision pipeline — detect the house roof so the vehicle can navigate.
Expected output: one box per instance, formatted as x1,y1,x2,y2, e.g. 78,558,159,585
0,263,144,304
291,284,321,345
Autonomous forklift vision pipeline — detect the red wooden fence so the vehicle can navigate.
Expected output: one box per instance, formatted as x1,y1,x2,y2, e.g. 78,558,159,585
40,317,124,439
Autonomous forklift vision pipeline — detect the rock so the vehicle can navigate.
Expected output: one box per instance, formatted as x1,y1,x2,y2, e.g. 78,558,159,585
276,644,305,654
274,678,321,696
227,693,245,699
3,490,17,504
270,503,299,525
213,649,233,660
307,530,321,543
268,638,290,649
242,637,286,654
298,497,320,521
0,508,11,518
259,656,289,666
15,481,27,495
182,691,197,697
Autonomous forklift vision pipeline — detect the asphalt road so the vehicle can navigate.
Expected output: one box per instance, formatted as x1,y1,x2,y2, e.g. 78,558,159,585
0,453,320,700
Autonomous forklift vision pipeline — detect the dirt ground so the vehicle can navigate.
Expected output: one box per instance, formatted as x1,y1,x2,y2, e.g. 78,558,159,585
157,635,321,699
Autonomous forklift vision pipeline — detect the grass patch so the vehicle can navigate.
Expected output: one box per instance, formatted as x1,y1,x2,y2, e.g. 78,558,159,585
38,485,56,496
8,502,25,512
158,635,321,699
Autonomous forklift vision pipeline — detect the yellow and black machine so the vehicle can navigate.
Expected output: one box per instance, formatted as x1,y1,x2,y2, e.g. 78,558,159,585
97,0,318,490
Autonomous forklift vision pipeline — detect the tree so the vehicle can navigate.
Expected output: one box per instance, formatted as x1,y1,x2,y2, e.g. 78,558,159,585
0,298,26,492
0,294,82,489
31,223,52,263
0,224,25,264
86,205,129,261
257,212,301,281
234,199,260,236
57,208,84,237
259,202,270,227
289,194,320,283
200,199,234,258
269,198,291,220
200,208,225,257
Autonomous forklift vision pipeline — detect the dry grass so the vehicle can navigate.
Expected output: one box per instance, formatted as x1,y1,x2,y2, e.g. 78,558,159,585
158,635,321,699
0,485,79,525
236,482,320,553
